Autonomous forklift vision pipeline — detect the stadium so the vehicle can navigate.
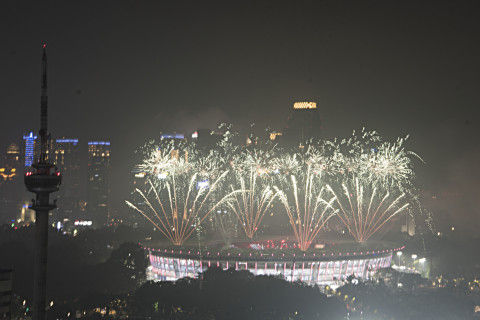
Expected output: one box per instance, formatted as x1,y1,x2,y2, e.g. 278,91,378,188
143,239,403,287
131,126,417,288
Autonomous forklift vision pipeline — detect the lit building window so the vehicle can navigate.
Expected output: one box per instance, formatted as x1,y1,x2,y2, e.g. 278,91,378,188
293,102,317,110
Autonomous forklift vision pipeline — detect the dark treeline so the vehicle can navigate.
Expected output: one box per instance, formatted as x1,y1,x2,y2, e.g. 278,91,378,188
0,224,150,316
1,225,478,319
132,267,345,319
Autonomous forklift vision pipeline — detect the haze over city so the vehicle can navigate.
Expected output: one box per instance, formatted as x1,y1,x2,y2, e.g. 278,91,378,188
1,1,479,229
1,1,480,319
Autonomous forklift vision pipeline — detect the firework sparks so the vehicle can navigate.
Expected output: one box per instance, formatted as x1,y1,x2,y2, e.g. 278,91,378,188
327,176,409,242
126,170,232,246
363,137,423,190
140,140,191,179
227,168,277,239
232,148,275,177
129,127,423,246
271,153,301,184
275,167,337,251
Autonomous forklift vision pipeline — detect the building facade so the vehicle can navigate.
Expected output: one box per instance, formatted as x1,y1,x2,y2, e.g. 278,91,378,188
282,101,322,147
145,245,399,288
87,141,111,227
52,138,81,220
0,144,23,223
22,132,38,167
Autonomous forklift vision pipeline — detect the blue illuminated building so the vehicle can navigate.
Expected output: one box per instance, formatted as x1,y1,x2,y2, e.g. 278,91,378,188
88,141,110,146
160,133,184,139
23,131,38,167
56,138,78,145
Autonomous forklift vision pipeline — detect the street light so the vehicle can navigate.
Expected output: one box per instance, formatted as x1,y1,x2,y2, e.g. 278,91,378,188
397,251,402,266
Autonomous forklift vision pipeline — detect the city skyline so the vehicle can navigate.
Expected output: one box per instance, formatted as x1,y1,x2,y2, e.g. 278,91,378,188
0,0,479,233
0,2,479,319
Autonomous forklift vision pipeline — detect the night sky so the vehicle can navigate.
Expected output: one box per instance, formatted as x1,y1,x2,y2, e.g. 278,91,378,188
1,1,479,230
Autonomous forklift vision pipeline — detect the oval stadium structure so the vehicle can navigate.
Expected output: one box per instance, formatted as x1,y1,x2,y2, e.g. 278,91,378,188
143,241,403,287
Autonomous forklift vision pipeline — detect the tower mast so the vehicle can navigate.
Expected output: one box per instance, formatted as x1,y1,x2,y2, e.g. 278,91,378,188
24,45,62,320
40,44,48,163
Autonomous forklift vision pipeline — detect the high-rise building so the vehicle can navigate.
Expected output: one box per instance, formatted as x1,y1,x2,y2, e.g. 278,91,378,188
6,143,21,167
128,164,148,226
0,143,23,224
282,101,322,147
52,138,81,219
2,143,21,181
23,131,38,167
131,164,147,192
87,141,111,227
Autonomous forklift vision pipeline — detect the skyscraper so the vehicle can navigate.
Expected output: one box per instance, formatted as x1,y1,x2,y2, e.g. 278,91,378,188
1,143,20,181
87,141,111,227
282,101,322,148
52,138,81,219
0,143,23,223
5,143,21,167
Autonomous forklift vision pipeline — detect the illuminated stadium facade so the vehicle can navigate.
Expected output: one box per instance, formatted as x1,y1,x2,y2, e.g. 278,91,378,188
144,243,403,287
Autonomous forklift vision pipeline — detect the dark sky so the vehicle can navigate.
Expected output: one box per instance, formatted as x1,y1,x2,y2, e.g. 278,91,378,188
1,0,479,230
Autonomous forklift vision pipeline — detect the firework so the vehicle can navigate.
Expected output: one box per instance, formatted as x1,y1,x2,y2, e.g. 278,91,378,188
140,140,191,180
327,176,409,242
126,166,232,246
271,153,301,185
362,137,422,190
315,130,421,242
226,168,277,239
304,143,344,176
275,167,337,251
232,148,275,177
129,127,422,246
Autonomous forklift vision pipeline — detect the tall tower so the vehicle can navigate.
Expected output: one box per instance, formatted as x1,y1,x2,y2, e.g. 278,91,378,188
282,101,322,148
87,141,110,227
24,45,62,320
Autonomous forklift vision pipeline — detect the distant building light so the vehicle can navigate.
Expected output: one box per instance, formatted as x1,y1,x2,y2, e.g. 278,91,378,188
269,132,283,141
192,131,198,139
196,180,209,189
161,133,185,139
293,102,317,109
74,220,92,226
88,141,110,146
56,139,79,145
